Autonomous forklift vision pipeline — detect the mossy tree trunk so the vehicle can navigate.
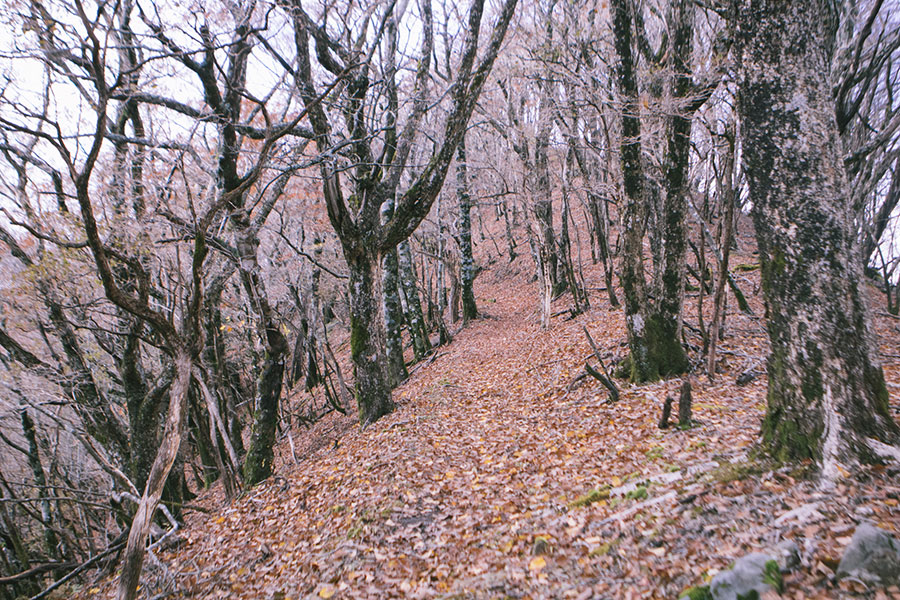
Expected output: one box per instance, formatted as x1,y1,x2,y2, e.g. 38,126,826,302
349,250,395,426
235,216,289,486
738,0,900,474
456,139,478,322
291,0,518,426
611,0,658,383
381,196,409,386
398,240,432,361
610,0,698,382
651,0,694,377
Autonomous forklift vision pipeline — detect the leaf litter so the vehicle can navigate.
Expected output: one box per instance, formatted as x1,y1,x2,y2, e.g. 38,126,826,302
75,249,900,600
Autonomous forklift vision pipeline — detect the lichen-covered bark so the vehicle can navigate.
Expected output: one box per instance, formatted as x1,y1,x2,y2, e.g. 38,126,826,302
653,0,693,376
531,125,563,297
237,220,288,486
398,240,431,361
738,0,900,474
380,192,409,390
348,252,395,426
610,0,692,382
456,141,478,322
610,0,655,382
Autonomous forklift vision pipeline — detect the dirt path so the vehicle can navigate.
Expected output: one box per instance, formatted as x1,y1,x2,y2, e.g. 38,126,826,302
82,261,900,599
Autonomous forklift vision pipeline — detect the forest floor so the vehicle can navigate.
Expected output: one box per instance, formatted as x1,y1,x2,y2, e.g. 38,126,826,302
78,243,900,600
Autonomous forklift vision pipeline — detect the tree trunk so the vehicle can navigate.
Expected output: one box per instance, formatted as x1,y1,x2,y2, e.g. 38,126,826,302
236,221,288,486
117,349,192,600
651,0,694,377
348,251,395,427
707,130,737,379
738,0,900,474
456,141,478,322
611,0,690,382
382,245,409,386
398,240,431,361
20,408,57,560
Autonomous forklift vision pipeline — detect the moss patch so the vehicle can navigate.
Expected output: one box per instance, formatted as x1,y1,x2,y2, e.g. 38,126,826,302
679,585,712,600
569,485,611,508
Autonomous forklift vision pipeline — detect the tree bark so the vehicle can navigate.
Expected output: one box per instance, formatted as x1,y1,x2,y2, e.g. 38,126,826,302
117,350,192,600
348,251,395,426
398,240,431,361
382,243,409,386
738,0,900,474
456,140,478,322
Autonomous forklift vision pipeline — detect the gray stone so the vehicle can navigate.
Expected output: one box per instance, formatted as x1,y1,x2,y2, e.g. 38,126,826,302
710,552,780,600
772,540,801,573
836,523,900,586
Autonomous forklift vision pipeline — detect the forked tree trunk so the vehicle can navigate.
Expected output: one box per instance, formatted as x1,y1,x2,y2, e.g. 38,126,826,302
117,350,192,600
651,0,693,376
738,0,900,474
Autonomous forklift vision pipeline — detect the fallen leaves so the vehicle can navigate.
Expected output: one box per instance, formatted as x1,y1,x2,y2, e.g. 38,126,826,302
73,248,900,600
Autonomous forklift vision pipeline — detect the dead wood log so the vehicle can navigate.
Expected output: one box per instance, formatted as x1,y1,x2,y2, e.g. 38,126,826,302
583,326,619,403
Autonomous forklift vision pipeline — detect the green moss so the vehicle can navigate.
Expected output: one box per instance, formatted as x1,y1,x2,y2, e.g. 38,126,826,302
569,486,611,508
625,485,648,501
707,460,761,484
679,585,712,600
763,411,819,464
616,355,634,379
733,263,760,272
771,248,786,276
866,364,892,416
762,559,784,593
589,542,612,556
350,315,368,362
645,446,665,460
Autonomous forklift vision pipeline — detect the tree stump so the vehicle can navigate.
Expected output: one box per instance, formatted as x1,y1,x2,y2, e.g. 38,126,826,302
659,396,674,429
678,380,692,428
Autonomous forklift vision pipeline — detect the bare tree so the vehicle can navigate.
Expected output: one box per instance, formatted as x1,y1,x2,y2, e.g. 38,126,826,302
287,0,518,425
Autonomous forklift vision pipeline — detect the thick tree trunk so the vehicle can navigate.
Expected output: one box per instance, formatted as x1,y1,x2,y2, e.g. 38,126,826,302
652,0,694,377
611,0,656,382
348,251,395,427
456,141,478,322
611,0,691,382
738,0,900,474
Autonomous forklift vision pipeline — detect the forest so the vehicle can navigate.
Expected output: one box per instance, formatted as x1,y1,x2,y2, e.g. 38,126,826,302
0,0,899,598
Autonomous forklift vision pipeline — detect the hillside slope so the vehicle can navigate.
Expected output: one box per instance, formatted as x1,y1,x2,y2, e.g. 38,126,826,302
78,247,900,599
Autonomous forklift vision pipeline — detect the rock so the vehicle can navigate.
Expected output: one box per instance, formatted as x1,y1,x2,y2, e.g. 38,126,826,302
836,523,900,586
710,553,782,600
772,502,823,527
772,540,801,573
